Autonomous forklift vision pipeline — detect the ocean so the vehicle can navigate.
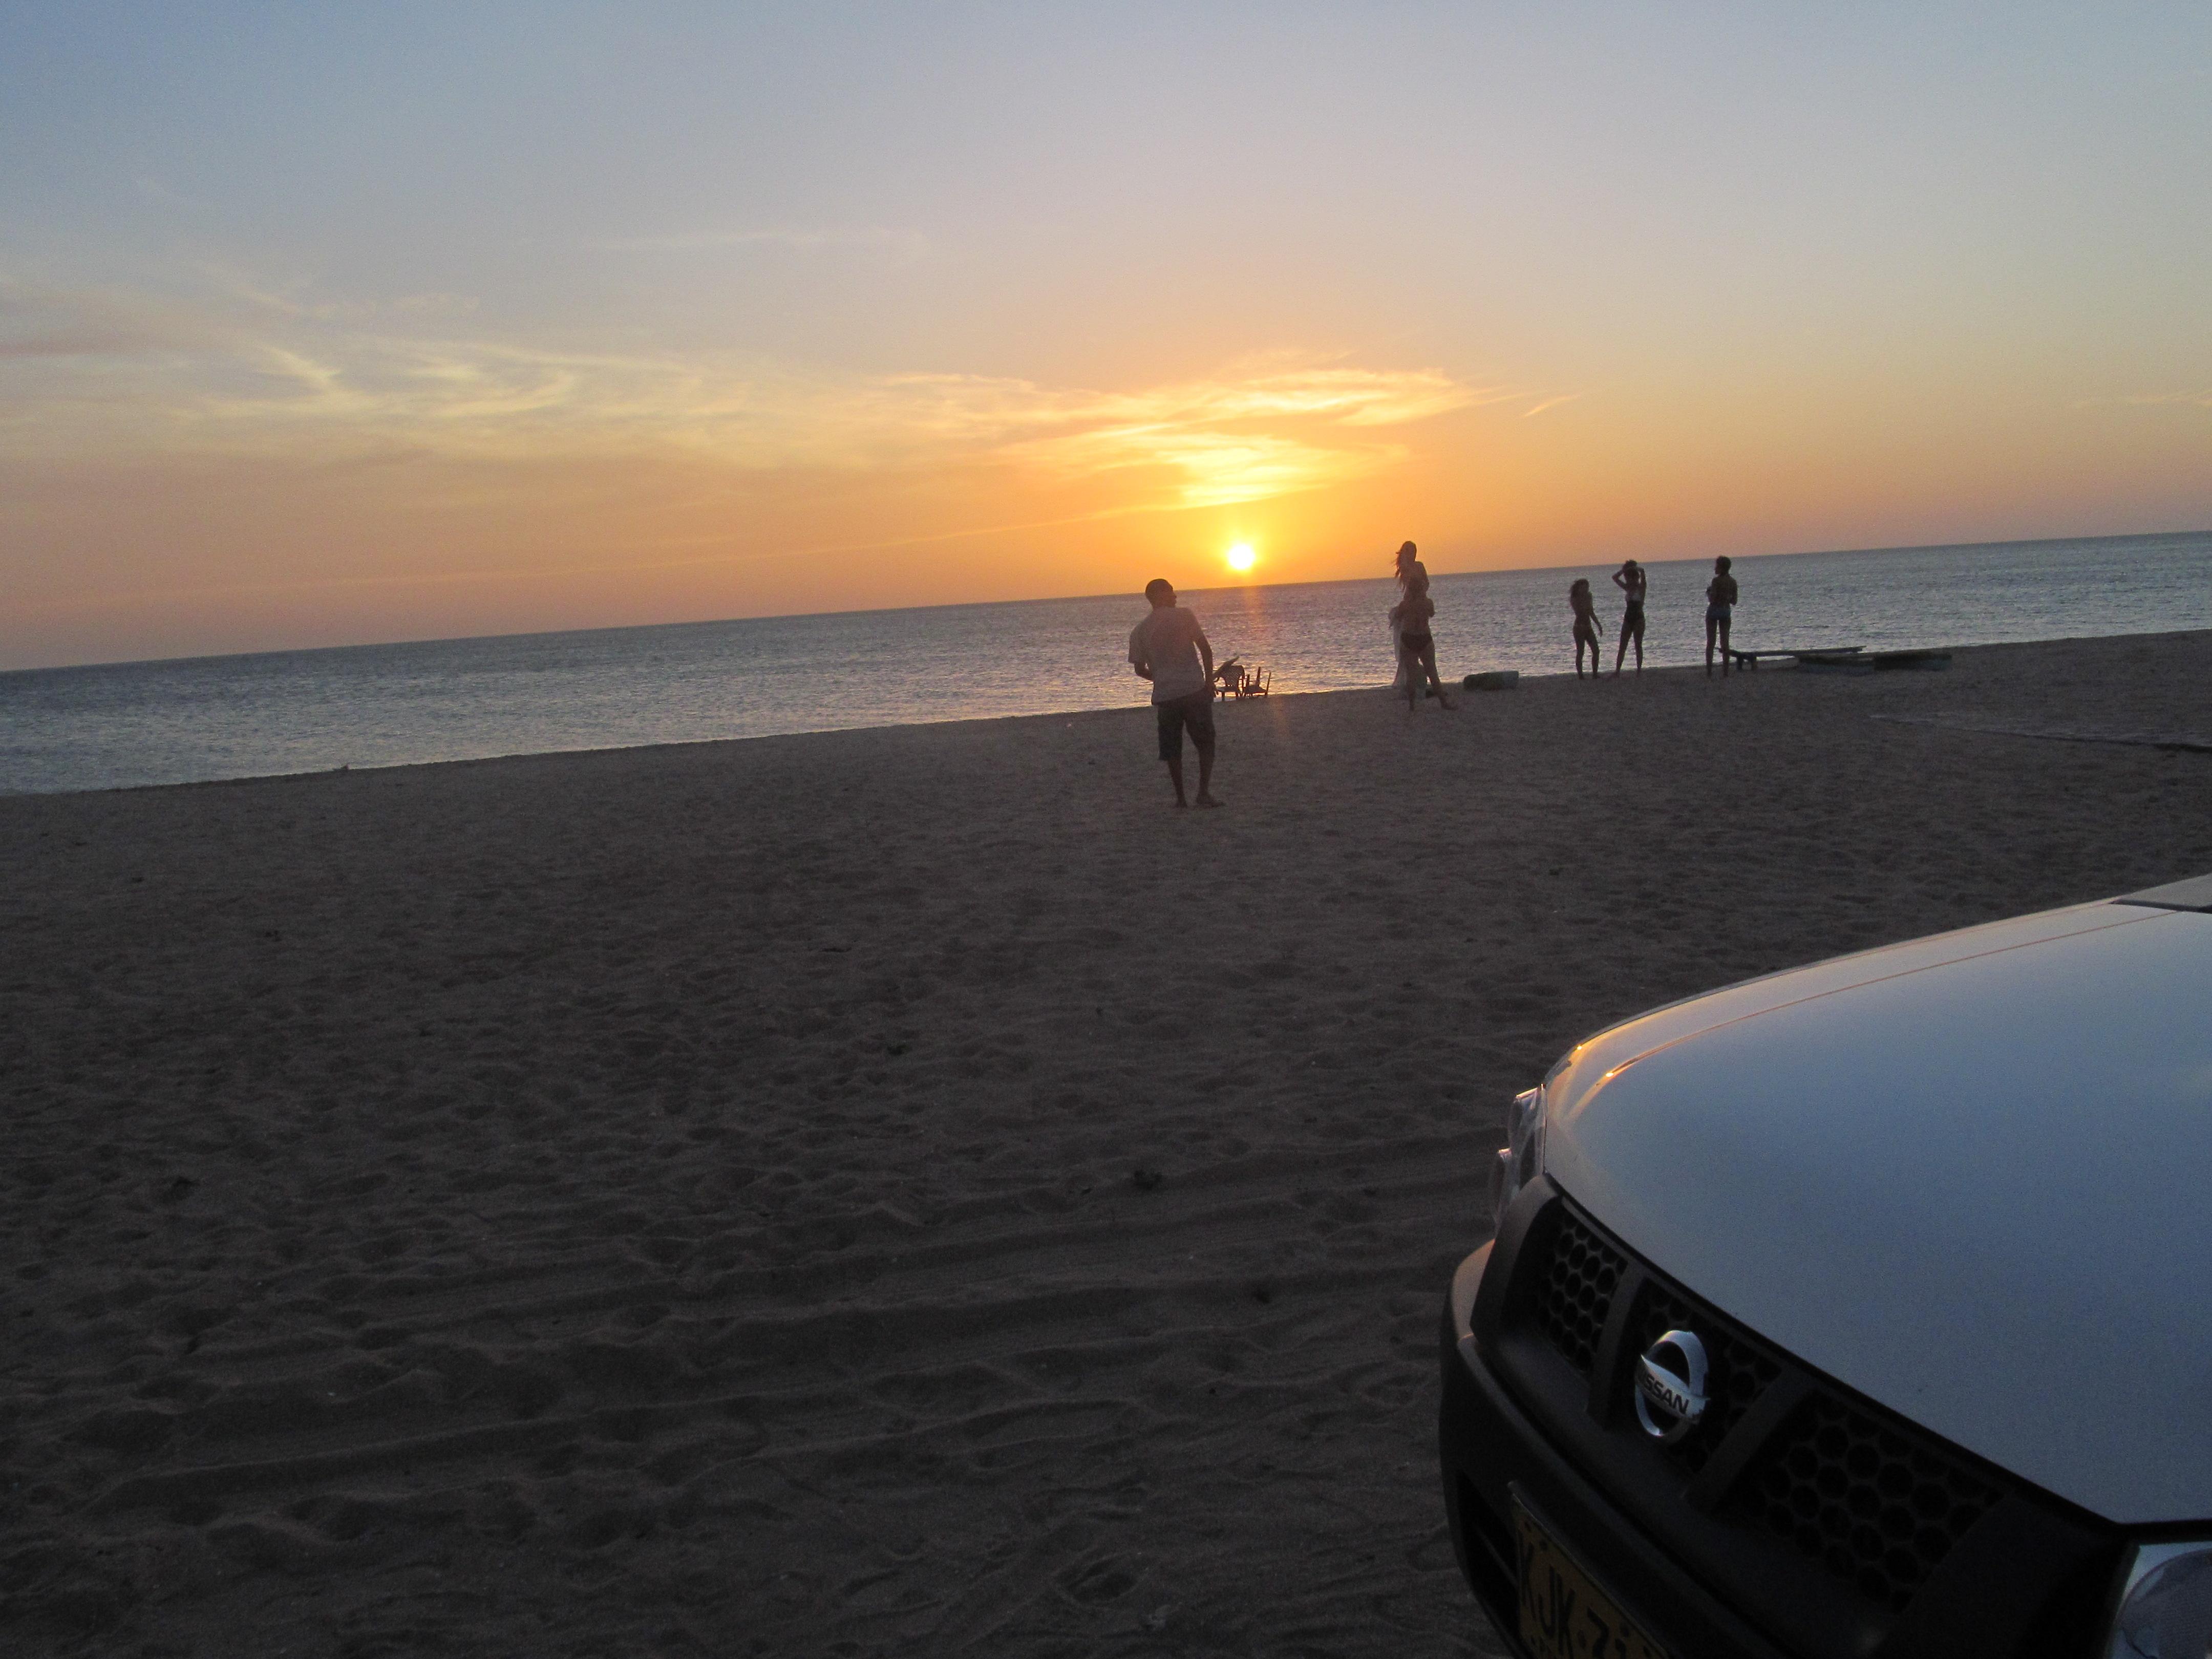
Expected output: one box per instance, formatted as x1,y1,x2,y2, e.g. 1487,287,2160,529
4,533,2206,795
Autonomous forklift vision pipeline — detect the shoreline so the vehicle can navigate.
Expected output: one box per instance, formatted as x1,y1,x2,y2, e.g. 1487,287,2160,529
11,624,2211,801
3,629,2209,1655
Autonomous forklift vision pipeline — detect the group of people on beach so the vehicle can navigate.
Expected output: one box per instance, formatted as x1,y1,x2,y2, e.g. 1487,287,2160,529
1124,543,1747,806
1570,556,1741,680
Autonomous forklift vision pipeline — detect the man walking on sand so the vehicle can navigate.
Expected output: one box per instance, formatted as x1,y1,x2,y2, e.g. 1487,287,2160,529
1129,578,1220,807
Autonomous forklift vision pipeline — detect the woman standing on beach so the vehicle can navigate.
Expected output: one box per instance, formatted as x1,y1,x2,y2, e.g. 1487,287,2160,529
1705,556,1739,677
1392,542,1455,712
1569,579,1603,679
1611,559,1647,676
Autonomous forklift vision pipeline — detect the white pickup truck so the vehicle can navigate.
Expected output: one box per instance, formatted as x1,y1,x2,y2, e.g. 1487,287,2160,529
1440,874,2212,1659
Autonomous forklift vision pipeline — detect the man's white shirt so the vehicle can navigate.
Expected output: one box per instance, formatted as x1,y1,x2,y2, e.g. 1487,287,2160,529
1128,606,1209,703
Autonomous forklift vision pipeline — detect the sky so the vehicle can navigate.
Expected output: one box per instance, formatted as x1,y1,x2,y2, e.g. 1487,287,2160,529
3,4,2207,670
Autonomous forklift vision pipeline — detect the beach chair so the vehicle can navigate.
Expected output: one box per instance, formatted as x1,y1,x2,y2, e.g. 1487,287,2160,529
1245,665,1270,697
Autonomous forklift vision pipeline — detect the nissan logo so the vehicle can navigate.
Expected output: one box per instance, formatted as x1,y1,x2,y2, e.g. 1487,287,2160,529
1633,1329,1710,1443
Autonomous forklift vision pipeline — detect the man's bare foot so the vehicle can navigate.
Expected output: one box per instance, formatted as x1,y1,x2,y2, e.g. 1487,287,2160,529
1195,793,1222,807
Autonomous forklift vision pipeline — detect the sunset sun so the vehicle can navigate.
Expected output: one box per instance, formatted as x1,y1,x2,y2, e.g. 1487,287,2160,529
1226,542,1258,573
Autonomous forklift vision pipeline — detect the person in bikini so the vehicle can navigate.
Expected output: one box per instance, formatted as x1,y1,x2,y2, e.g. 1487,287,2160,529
1705,556,1739,678
1391,541,1456,713
1610,559,1647,676
1569,578,1603,679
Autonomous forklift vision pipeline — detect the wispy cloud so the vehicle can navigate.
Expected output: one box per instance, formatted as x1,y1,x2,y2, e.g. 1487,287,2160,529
1,278,1483,508
939,362,1483,505
1522,392,1585,418
195,265,482,325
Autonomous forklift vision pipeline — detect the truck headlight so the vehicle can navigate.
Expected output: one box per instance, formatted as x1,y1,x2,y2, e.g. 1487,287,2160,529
1488,1086,1546,1233
2109,1540,2212,1658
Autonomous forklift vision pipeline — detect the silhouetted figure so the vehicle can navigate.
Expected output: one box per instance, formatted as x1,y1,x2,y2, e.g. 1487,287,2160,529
1391,541,1456,714
1128,578,1220,806
1611,559,1647,676
1706,556,1739,678
1570,578,1603,679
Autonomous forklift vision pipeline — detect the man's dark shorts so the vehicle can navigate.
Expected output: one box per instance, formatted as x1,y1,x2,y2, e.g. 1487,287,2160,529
1155,689,1216,760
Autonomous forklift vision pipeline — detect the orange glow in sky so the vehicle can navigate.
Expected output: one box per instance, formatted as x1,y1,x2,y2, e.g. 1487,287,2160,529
2,8,2208,669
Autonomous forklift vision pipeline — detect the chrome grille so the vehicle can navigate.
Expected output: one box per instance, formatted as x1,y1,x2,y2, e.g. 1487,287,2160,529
1512,1197,2011,1621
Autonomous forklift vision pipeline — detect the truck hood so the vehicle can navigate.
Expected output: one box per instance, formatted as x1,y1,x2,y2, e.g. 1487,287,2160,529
1541,887,2212,1524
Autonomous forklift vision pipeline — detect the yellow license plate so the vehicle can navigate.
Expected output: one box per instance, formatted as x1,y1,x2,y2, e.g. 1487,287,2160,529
1514,1500,1668,1659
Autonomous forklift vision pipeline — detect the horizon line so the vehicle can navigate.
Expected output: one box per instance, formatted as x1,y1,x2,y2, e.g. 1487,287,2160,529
7,526,2206,678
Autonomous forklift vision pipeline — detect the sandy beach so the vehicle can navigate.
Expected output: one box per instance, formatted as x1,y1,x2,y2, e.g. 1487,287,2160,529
4,629,2209,1658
